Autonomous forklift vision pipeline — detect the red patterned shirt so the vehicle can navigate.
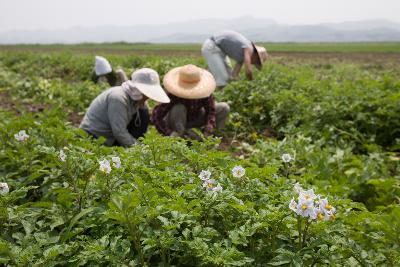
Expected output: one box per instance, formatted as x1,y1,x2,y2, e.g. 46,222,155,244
151,94,216,136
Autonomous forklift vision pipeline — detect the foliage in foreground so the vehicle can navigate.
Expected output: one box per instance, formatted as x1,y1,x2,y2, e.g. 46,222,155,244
0,111,399,266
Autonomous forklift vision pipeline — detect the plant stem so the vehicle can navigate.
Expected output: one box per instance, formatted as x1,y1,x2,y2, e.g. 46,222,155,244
78,173,91,211
297,216,302,250
302,220,311,247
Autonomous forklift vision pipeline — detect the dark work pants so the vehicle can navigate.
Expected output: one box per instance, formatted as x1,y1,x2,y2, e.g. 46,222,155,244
127,108,149,139
113,108,149,146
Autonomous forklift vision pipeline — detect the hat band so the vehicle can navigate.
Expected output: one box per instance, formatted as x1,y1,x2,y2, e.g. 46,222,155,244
180,78,200,84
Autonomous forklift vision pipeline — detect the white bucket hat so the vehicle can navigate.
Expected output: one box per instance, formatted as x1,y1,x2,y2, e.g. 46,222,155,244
163,64,216,99
95,56,112,75
126,68,170,103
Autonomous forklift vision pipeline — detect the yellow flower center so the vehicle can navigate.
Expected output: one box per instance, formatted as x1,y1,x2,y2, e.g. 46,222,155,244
325,204,332,210
317,213,324,220
207,183,214,188
302,204,308,210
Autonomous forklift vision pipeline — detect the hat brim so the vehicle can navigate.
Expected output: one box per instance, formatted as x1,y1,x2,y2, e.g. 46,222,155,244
127,81,170,103
163,67,216,99
252,43,263,70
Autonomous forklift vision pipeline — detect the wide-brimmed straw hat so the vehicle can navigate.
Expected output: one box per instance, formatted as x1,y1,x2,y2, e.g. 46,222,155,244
126,68,170,103
252,44,268,70
163,65,216,99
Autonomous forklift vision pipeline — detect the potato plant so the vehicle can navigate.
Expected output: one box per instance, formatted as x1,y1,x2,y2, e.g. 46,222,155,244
0,51,399,266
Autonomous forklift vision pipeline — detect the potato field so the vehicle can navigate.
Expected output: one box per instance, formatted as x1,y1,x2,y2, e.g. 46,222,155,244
0,46,399,266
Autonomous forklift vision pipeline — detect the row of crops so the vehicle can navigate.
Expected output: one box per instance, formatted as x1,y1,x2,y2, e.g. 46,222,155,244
0,51,399,266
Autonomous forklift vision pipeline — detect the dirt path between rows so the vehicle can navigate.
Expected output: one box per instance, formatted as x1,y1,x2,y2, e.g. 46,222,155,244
0,90,83,127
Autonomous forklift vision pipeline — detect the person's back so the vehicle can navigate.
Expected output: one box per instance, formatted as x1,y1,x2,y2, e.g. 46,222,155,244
92,56,128,87
212,30,253,63
80,86,137,146
80,68,170,147
202,30,268,87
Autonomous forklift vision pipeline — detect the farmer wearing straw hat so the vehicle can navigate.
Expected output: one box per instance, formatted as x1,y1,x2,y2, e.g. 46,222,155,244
81,68,170,146
152,64,230,140
92,56,129,86
202,30,268,87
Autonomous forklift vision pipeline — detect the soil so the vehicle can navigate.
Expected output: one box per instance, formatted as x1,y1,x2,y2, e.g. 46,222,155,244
0,90,83,126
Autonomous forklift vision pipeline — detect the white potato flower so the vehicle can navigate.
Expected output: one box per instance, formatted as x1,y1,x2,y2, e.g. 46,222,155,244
313,104,322,112
99,159,111,174
0,182,9,195
112,156,121,168
299,189,317,202
232,166,246,178
212,184,223,193
317,198,336,219
296,199,316,219
289,198,298,213
294,183,304,194
59,149,67,162
14,130,29,142
199,170,211,181
290,184,337,221
281,153,292,163
202,179,216,191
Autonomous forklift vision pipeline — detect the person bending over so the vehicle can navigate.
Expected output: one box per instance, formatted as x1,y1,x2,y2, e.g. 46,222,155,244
152,64,230,140
81,68,170,146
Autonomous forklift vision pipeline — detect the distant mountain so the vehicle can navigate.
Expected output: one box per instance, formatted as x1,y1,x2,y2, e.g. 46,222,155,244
1,16,400,44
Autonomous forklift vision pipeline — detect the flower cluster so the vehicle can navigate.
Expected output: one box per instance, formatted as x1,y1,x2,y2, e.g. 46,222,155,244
289,183,336,221
59,149,67,162
112,156,121,169
14,130,29,142
198,170,211,181
281,153,292,163
99,159,112,174
199,170,222,193
232,166,245,178
0,182,9,195
98,156,121,173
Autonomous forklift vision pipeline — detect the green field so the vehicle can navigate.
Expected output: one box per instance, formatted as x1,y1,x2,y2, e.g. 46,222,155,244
1,42,400,54
0,49,399,266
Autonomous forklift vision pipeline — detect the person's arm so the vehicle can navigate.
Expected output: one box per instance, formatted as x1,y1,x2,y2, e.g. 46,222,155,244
243,48,253,80
231,63,242,80
203,95,216,134
115,69,128,85
108,97,136,146
151,103,174,136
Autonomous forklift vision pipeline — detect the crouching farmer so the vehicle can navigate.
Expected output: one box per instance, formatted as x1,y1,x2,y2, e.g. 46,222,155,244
152,64,229,140
92,56,129,86
80,68,170,146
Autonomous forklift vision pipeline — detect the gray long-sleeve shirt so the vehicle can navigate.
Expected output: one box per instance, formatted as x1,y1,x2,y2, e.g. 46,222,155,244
80,86,140,146
212,30,253,63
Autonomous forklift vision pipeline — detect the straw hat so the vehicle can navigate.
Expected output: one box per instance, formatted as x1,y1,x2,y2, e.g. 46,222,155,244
163,65,216,99
252,45,268,70
95,56,112,75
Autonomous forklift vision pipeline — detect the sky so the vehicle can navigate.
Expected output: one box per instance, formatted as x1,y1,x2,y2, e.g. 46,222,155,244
0,0,399,32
